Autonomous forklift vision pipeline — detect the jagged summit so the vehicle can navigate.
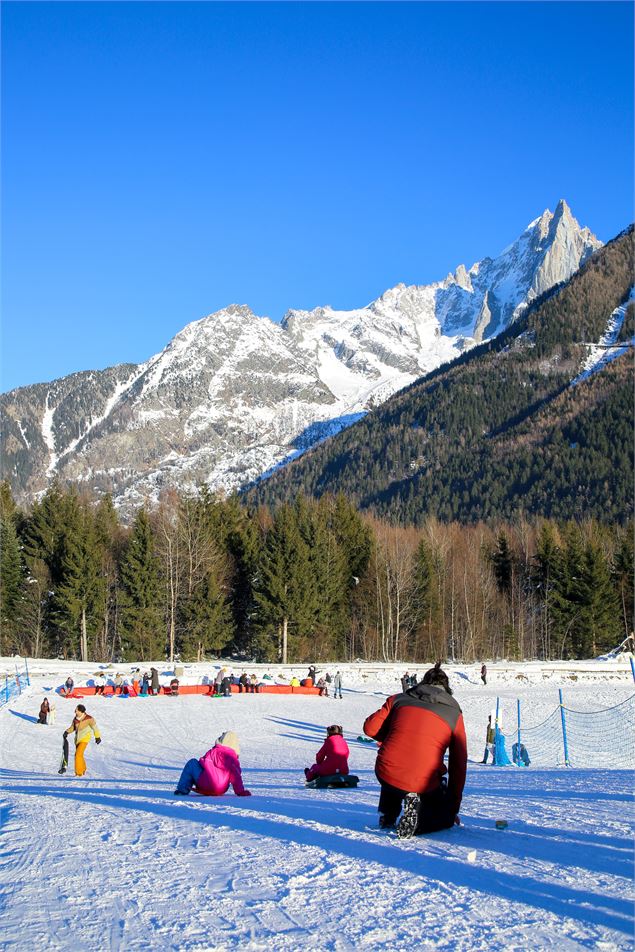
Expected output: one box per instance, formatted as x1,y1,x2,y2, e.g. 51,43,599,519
0,202,603,512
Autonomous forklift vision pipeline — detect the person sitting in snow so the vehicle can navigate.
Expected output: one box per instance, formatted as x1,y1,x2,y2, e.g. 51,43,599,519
174,731,251,797
61,677,74,697
304,725,349,782
316,677,329,697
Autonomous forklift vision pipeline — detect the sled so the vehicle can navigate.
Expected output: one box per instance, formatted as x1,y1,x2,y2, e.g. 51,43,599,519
58,735,70,774
356,736,377,744
305,774,360,789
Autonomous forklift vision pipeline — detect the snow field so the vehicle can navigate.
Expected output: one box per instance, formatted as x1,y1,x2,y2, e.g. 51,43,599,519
0,667,633,951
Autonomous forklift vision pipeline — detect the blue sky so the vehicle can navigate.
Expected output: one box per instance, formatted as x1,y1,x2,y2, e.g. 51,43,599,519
2,1,633,392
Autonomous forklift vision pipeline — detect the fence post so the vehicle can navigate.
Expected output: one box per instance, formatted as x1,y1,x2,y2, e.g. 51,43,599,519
516,698,522,766
25,658,30,687
630,656,635,683
559,688,571,767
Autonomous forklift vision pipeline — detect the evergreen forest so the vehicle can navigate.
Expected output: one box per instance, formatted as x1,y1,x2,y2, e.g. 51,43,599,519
1,481,631,665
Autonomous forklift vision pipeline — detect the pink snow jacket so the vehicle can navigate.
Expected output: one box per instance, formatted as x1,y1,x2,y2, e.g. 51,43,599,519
195,744,247,796
311,734,350,776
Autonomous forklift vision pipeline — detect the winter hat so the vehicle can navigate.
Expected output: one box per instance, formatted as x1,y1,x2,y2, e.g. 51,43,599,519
421,661,452,696
216,730,240,755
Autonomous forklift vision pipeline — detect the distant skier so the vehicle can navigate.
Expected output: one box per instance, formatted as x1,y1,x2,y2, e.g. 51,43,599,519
480,664,487,686
174,731,251,797
304,725,349,782
61,704,101,776
333,671,343,699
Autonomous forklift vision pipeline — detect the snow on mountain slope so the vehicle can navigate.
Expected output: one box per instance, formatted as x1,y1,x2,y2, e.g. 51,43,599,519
0,201,601,512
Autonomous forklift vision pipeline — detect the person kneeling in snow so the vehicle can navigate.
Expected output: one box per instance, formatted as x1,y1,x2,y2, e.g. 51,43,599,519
363,662,467,838
174,731,251,797
304,725,349,782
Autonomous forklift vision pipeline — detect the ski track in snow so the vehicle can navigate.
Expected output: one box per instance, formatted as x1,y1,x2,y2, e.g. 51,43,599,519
0,667,633,951
570,287,635,388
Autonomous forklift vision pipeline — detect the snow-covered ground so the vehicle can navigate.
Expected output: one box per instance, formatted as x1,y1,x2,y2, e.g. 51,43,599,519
1,659,633,950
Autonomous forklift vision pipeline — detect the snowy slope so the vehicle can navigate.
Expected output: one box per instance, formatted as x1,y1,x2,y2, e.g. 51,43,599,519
1,201,601,513
1,660,633,951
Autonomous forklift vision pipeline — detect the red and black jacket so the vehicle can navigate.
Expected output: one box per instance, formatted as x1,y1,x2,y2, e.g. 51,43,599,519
363,683,467,812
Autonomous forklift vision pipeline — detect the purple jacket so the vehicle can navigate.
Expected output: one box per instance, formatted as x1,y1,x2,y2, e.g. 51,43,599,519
196,744,247,796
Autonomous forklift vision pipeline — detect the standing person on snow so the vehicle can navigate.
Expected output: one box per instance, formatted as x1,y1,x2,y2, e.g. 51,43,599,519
400,672,410,693
333,671,343,699
174,731,251,797
37,698,51,724
63,704,102,776
307,665,316,685
150,668,160,695
480,664,487,686
304,725,349,781
363,662,467,838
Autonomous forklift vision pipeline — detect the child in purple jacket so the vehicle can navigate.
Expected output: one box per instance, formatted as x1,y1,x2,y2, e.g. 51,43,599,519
174,731,251,797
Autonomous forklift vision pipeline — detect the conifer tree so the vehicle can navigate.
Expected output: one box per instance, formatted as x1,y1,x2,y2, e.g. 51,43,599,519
54,496,105,661
180,570,233,660
255,503,313,662
0,514,24,653
118,509,163,660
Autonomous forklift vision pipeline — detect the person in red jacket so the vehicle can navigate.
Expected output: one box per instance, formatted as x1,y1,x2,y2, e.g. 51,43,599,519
304,725,349,781
363,662,467,838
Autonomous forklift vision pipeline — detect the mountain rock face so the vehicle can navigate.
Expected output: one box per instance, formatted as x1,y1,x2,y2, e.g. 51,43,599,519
1,200,601,512
253,227,635,525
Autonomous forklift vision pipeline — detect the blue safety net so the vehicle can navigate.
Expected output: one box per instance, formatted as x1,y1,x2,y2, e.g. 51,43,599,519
498,696,635,768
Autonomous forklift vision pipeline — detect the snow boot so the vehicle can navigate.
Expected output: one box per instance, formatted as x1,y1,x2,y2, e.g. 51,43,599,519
397,793,420,839
378,814,396,830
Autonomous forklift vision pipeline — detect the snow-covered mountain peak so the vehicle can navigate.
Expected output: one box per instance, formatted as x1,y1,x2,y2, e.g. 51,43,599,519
1,201,603,512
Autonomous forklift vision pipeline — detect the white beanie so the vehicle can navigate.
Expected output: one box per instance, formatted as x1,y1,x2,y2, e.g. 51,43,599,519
216,730,240,755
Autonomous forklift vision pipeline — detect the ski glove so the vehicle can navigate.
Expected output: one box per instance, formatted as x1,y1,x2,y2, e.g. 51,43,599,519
95,738,102,744
236,790,251,797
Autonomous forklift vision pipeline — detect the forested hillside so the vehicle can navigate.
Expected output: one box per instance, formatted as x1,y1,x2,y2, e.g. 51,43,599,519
251,227,634,524
1,483,632,664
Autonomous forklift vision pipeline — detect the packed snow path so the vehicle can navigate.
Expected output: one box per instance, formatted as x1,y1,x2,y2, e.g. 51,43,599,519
1,677,633,950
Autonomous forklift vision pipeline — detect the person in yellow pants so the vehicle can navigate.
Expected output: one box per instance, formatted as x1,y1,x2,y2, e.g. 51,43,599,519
64,704,101,776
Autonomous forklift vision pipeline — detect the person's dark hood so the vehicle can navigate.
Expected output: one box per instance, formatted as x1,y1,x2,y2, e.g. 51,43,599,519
405,681,458,710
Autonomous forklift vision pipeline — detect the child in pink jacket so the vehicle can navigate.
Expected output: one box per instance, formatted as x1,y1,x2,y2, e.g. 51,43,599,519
174,731,251,796
304,725,350,781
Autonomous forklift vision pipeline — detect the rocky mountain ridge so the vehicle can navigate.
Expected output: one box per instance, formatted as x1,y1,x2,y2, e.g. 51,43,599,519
0,200,601,512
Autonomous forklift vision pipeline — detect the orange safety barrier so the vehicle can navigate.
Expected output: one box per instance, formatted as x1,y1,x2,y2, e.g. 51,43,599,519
72,683,321,697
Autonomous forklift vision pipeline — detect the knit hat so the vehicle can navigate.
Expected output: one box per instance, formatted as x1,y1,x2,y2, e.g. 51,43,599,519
216,730,240,755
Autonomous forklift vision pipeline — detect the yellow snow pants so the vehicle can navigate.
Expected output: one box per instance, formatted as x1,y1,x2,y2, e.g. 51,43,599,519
75,741,89,776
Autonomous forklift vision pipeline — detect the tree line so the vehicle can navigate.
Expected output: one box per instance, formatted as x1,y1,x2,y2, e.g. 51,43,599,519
1,481,631,664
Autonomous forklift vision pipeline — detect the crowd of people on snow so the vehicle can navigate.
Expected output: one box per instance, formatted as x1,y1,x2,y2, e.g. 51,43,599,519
43,658,530,837
56,665,345,699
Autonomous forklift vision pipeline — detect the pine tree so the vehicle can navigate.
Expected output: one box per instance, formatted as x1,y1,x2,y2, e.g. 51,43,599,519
118,509,163,661
180,570,233,660
53,497,106,661
570,541,621,656
254,504,314,662
0,514,24,654
612,528,634,641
